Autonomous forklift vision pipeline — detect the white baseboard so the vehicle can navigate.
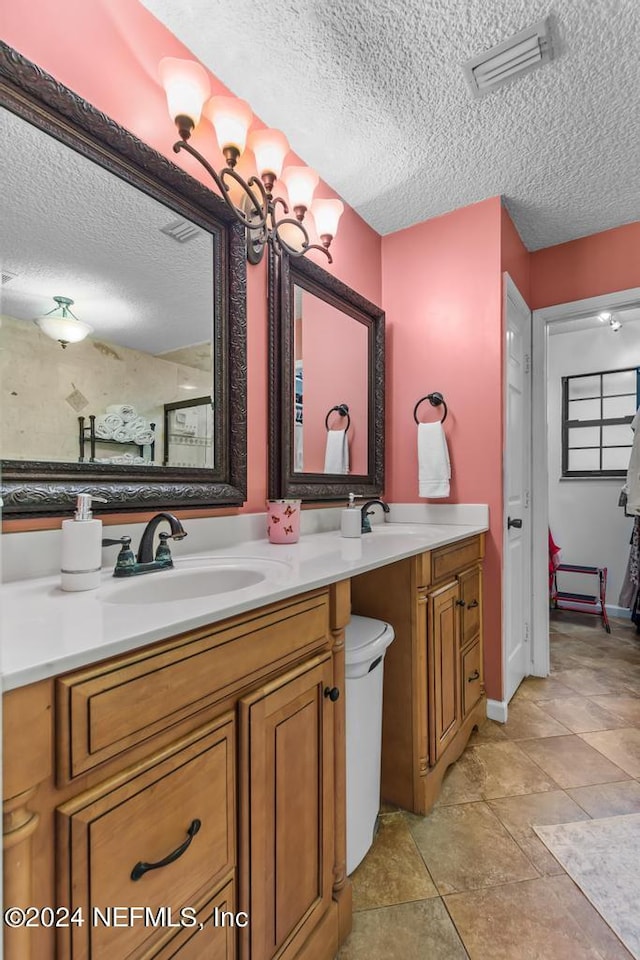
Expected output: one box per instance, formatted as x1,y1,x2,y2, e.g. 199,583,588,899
606,605,631,620
486,699,508,724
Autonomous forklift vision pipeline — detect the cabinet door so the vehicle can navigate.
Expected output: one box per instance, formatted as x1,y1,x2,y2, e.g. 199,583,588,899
428,582,461,763
240,656,335,960
458,565,482,648
57,717,235,960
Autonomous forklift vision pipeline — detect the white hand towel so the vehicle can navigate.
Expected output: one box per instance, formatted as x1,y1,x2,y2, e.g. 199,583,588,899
94,412,123,439
324,429,349,474
106,403,136,422
418,422,450,498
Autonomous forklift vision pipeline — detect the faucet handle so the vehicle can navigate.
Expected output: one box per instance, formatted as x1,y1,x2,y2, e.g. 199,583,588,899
102,536,131,548
155,531,174,566
102,537,136,577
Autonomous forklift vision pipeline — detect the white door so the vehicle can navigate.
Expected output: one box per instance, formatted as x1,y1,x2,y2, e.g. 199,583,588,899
504,275,532,702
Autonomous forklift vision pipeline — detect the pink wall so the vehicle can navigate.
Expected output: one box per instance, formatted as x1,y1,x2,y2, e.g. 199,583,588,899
382,198,504,699
530,222,640,309
2,0,382,515
299,292,369,475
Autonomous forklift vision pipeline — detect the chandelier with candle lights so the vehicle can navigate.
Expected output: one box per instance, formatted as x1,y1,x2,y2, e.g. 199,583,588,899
159,58,344,265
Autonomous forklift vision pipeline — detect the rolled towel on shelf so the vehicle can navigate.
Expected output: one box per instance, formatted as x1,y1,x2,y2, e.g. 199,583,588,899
324,429,349,474
94,412,123,439
132,429,155,446
111,424,134,443
418,421,451,498
106,403,137,422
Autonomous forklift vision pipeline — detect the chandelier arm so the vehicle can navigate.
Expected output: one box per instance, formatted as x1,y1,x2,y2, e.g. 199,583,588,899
272,196,290,216
274,216,333,263
173,140,268,229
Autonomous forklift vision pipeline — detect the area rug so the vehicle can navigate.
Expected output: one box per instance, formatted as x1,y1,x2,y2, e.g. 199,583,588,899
535,813,640,958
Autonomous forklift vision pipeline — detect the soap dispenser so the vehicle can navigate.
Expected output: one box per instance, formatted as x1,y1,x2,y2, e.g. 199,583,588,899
341,493,362,538
61,494,107,592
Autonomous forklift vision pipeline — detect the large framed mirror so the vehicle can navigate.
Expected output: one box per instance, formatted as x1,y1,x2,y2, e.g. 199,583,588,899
269,250,384,500
0,43,246,517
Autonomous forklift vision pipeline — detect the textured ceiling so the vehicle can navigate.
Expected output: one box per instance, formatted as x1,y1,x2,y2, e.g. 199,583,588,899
1,106,213,355
549,304,640,334
141,0,640,249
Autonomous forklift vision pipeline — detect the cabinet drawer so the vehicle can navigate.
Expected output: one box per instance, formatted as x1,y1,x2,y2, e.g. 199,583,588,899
57,717,235,960
57,591,329,782
458,565,482,648
152,878,237,960
462,640,482,717
431,536,483,585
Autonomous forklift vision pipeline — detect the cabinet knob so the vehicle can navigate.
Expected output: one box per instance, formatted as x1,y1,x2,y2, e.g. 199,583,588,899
467,599,479,609
456,599,466,607
324,686,340,702
467,670,480,682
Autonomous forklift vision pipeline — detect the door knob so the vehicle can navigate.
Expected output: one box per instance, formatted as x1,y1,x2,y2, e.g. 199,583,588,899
507,517,523,529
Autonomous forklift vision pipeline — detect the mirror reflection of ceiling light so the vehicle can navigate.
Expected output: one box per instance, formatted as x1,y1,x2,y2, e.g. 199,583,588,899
33,296,93,348
158,58,343,266
178,382,198,391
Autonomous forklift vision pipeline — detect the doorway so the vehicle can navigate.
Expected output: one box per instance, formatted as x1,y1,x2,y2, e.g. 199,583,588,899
531,287,640,677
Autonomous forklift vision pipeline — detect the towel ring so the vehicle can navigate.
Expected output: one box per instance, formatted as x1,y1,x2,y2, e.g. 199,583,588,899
413,392,448,424
325,403,351,432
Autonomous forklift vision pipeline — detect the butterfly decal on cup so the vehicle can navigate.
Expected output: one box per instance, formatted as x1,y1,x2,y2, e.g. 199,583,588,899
267,500,301,544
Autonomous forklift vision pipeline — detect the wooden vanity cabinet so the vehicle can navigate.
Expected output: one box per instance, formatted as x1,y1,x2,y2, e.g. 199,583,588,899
351,534,485,815
2,582,351,960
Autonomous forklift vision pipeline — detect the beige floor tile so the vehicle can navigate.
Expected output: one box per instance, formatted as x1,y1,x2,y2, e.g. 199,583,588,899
513,676,577,701
568,779,640,817
488,789,589,838
445,876,633,960
580,728,640,777
487,790,589,876
519,735,630,788
408,802,538,895
466,718,506,745
553,667,633,697
337,898,468,960
512,833,566,876
350,813,437,911
590,694,640,726
435,741,557,805
536,695,622,733
501,700,571,740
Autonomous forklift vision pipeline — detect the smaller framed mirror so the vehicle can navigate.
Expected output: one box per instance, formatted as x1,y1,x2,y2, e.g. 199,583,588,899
269,251,385,500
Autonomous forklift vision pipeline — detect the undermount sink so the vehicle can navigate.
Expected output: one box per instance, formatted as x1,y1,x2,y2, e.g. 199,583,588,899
101,557,290,605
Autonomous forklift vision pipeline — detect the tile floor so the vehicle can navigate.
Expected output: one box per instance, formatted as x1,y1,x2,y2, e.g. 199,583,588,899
338,612,640,959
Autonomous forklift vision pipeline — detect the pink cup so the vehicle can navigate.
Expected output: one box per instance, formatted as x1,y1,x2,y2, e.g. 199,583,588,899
267,500,301,544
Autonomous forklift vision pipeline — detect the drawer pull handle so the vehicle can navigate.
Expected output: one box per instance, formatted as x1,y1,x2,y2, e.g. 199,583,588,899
324,686,340,702
456,599,466,607
131,818,201,881
467,670,480,683
467,599,479,609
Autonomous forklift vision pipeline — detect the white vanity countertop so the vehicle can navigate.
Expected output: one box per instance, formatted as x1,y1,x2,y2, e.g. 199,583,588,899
1,520,487,691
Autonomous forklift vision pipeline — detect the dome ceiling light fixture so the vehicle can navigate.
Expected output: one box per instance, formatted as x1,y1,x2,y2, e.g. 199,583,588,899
33,295,93,348
158,57,343,265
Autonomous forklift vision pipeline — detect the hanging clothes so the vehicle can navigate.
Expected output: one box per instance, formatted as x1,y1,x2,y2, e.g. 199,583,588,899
625,408,640,515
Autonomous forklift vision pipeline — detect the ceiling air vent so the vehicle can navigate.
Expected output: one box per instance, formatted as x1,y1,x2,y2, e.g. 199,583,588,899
160,219,201,243
463,17,554,98
1,270,18,285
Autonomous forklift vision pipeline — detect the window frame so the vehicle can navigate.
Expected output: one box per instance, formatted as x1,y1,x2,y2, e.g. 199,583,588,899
561,366,639,478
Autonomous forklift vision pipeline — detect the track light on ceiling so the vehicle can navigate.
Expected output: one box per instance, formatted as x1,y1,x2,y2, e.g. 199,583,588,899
33,296,93,348
159,58,343,265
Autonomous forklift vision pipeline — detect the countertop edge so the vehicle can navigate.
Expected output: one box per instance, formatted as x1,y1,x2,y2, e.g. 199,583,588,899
2,522,488,691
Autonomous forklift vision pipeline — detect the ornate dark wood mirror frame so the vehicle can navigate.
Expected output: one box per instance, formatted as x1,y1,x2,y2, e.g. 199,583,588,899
0,43,247,517
269,249,385,500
